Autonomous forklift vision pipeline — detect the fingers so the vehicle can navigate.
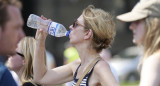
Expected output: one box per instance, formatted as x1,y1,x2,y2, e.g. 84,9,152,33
35,29,40,40
41,15,47,20
48,19,52,21
36,29,48,39
41,15,52,21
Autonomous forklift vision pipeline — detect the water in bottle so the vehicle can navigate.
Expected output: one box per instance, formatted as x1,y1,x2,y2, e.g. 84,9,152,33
27,14,70,37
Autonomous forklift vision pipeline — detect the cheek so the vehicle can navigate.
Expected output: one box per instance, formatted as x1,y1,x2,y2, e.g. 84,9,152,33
72,31,84,39
135,25,145,44
1,32,14,51
3,28,18,43
140,29,146,43
138,25,145,37
10,57,23,67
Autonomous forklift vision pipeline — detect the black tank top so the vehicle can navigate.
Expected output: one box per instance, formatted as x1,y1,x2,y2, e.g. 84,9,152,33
72,60,100,86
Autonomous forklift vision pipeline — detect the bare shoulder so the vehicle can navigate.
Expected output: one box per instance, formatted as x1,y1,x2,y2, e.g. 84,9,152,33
68,58,81,66
93,60,111,74
143,53,160,69
140,51,160,86
67,58,81,71
142,52,160,76
92,60,119,86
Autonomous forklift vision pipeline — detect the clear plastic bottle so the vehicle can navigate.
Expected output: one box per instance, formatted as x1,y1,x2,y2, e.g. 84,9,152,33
27,14,70,37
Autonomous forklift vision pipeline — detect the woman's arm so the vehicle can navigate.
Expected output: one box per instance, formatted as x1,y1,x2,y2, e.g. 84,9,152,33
33,29,73,85
139,55,160,86
33,29,47,83
95,60,120,86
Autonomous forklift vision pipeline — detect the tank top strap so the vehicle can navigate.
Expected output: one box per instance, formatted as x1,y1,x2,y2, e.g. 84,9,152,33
72,59,101,86
85,59,100,77
73,64,81,80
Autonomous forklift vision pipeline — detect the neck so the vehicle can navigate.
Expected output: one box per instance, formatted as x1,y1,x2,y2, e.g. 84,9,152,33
14,67,24,84
75,42,100,65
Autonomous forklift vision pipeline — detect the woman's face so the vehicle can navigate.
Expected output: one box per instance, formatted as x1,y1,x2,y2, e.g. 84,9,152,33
69,15,86,45
129,19,146,45
7,43,24,71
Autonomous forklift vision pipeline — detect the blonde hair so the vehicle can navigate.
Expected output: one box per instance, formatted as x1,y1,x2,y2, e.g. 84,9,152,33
19,37,36,83
82,5,115,53
139,17,160,65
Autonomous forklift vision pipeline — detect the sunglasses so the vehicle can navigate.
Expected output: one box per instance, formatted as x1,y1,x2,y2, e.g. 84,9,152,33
72,20,85,28
16,52,24,57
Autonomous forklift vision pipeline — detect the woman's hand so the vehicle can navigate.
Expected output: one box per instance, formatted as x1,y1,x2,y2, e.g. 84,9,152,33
35,29,47,42
33,15,49,83
35,15,48,41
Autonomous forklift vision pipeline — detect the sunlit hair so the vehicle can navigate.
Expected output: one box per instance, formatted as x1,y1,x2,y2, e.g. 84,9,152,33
139,17,160,66
82,5,115,53
19,37,36,83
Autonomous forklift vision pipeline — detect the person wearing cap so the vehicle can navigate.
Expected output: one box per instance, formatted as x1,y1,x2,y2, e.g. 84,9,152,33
117,0,160,86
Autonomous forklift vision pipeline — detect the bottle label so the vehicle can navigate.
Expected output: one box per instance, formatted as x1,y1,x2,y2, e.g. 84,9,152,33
48,22,59,36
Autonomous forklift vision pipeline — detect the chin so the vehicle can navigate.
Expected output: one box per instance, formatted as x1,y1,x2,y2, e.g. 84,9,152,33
6,64,13,70
70,41,74,45
133,39,142,45
133,40,137,44
69,39,74,44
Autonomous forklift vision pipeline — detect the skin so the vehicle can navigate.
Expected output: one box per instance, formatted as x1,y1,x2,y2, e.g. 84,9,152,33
33,15,119,86
7,43,24,72
0,5,25,56
100,49,111,61
7,43,24,85
139,51,160,86
129,19,145,45
129,19,160,86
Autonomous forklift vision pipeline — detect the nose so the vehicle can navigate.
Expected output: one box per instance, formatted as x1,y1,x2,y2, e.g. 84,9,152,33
69,25,73,30
129,22,135,31
19,29,25,40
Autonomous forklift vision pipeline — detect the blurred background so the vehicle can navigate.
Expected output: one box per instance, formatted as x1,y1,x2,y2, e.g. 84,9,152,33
21,0,140,85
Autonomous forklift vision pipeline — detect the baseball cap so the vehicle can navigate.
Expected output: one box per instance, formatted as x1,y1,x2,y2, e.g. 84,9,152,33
117,0,160,22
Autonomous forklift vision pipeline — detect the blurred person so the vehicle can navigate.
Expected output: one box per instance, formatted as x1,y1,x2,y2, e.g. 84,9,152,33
100,49,112,61
63,41,79,64
0,0,24,85
33,5,119,86
100,49,119,83
46,50,56,69
117,0,160,86
7,37,41,86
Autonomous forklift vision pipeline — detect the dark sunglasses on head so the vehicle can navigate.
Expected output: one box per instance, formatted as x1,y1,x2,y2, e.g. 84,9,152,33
16,52,24,57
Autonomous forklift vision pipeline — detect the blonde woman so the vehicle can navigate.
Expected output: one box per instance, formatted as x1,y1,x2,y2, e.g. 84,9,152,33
117,0,160,86
7,37,41,86
33,5,119,86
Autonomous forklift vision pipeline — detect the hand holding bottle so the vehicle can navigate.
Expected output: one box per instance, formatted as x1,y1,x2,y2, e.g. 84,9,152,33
27,14,70,37
35,16,48,42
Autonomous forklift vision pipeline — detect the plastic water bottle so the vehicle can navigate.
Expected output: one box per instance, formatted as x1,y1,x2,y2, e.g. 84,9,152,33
27,14,70,37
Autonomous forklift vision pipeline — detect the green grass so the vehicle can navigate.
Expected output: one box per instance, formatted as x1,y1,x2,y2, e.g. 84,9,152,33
120,81,139,86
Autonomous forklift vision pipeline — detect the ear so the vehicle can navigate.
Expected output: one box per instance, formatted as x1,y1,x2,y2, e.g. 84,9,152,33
84,29,92,40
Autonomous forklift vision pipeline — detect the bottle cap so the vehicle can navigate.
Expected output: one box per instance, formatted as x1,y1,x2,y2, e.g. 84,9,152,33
66,30,71,37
